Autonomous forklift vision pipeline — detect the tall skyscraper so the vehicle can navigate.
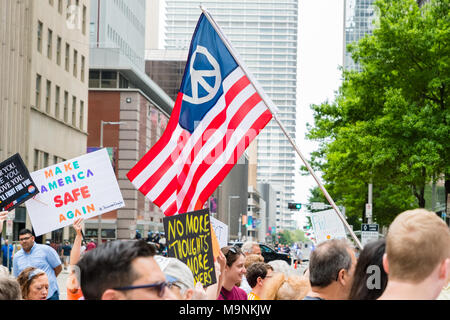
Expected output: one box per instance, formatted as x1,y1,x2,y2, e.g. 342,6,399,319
343,0,376,71
163,0,298,231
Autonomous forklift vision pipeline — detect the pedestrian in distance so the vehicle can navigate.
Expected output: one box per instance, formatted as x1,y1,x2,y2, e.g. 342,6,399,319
1,239,13,272
77,239,177,300
218,246,247,300
13,229,62,300
85,239,96,251
17,267,49,300
348,239,387,300
0,211,7,235
303,238,357,300
378,209,450,300
61,240,72,270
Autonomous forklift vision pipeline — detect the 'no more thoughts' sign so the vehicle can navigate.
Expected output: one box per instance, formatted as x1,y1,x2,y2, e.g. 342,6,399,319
26,149,124,236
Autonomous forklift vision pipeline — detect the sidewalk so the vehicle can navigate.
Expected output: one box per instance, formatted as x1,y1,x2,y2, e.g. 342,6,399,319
57,268,69,300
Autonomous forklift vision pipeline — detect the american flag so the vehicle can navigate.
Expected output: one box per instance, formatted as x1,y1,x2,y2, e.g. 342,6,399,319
127,13,273,216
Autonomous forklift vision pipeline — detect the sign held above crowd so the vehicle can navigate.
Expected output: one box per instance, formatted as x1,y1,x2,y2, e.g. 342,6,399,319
25,148,124,236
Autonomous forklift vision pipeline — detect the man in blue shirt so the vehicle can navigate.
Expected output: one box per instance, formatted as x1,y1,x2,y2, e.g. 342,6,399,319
13,229,62,300
1,239,13,272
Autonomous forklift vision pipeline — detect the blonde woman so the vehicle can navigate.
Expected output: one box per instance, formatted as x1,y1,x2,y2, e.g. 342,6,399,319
17,267,49,300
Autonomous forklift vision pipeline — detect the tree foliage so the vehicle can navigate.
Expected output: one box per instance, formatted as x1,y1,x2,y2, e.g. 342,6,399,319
305,0,449,227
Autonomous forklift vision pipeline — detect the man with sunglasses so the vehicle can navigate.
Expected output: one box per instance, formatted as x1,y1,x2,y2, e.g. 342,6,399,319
12,229,62,300
77,239,177,300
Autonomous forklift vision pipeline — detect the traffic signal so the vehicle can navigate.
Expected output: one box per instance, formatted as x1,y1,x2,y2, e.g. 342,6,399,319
288,203,302,210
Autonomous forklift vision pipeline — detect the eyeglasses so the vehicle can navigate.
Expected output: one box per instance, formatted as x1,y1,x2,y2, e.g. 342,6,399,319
19,236,32,242
112,281,171,297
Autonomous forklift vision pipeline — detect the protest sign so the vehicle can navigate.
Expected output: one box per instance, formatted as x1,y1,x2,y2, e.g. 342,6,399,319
163,209,216,287
310,209,347,244
210,216,228,248
25,148,124,236
0,153,39,212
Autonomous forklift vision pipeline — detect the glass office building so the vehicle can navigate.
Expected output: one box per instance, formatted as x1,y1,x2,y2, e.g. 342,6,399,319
343,0,376,71
164,0,298,230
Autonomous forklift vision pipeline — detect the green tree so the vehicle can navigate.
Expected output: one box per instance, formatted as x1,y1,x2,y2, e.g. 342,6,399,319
306,0,449,227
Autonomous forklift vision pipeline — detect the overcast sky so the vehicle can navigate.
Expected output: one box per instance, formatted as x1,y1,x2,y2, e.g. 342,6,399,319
294,0,345,226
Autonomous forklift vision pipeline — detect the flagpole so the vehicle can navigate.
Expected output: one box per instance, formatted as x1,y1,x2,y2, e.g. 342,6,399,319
200,6,363,250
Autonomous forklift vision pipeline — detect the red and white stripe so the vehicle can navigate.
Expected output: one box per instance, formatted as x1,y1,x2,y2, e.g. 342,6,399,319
127,67,272,216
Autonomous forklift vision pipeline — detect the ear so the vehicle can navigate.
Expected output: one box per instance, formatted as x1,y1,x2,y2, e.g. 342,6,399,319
184,288,194,300
101,289,125,300
257,276,264,287
438,258,450,280
382,253,389,274
337,269,346,285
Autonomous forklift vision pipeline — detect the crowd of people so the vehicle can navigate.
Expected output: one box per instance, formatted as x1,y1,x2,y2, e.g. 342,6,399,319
0,208,449,300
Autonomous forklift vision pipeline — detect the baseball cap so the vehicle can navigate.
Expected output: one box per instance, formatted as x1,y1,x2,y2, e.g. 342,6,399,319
154,256,195,292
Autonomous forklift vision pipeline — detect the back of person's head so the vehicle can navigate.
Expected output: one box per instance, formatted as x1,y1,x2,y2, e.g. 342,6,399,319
16,267,46,299
0,275,22,300
246,262,269,288
0,266,9,277
348,239,387,300
18,229,33,237
77,239,156,300
241,241,259,255
260,272,310,300
268,260,291,276
154,256,194,299
385,209,450,283
277,275,311,300
244,254,264,269
308,239,354,288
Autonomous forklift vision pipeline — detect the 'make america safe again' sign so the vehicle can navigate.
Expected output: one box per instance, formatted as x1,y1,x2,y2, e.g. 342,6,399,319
0,153,39,212
25,149,124,236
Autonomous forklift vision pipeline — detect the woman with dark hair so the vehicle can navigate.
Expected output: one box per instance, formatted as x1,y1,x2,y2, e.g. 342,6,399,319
217,246,247,300
348,239,388,300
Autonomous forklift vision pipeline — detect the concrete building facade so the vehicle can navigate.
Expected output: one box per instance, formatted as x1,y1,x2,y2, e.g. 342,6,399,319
1,0,90,242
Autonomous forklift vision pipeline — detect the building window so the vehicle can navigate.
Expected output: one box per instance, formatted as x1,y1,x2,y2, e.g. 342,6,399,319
37,21,43,52
34,150,40,171
81,55,85,82
89,70,100,87
46,80,51,113
56,36,62,65
65,43,70,71
101,71,117,88
72,96,77,126
82,5,87,35
49,0,54,6
55,85,60,119
43,152,49,167
47,29,53,59
79,100,84,130
73,49,78,77
58,0,63,14
35,74,42,108
64,91,69,122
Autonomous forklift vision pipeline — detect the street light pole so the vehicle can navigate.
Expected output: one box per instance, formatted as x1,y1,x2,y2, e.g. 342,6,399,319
228,195,240,241
98,120,125,245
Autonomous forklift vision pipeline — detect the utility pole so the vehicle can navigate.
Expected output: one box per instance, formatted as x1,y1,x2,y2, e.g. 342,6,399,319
367,182,373,224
